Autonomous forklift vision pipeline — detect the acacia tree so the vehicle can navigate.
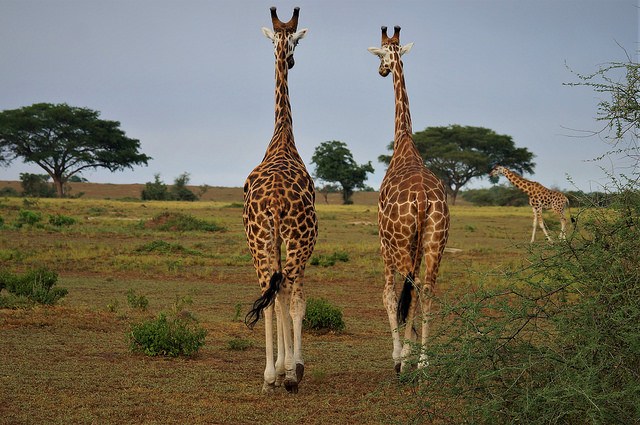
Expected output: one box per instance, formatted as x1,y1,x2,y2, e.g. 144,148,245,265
378,125,535,204
311,140,374,204
0,103,151,197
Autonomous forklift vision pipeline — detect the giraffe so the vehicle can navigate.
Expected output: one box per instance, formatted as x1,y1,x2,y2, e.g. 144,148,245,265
489,165,570,243
368,26,450,373
242,7,317,394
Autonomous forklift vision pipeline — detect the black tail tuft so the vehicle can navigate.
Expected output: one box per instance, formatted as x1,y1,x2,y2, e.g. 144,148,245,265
397,273,414,325
245,271,283,329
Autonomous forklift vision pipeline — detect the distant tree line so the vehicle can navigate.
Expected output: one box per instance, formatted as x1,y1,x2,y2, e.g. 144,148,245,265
141,173,207,202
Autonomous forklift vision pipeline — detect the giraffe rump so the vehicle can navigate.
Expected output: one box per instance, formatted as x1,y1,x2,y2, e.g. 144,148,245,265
245,271,283,329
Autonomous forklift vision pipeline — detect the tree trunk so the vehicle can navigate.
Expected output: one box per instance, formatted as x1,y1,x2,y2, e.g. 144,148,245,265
53,177,65,198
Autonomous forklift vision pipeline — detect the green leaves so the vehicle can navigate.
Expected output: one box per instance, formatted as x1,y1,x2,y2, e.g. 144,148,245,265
311,140,374,204
0,103,151,197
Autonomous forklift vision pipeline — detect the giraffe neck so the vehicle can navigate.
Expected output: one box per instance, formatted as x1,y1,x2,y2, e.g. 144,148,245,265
392,58,412,139
502,168,535,195
264,46,295,158
389,55,422,166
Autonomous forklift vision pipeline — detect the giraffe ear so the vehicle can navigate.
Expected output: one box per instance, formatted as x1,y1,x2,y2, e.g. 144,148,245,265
262,27,276,42
368,47,386,58
400,42,414,56
292,28,308,43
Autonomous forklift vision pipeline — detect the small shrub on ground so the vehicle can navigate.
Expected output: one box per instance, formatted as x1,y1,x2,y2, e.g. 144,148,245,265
310,250,349,267
129,312,207,357
126,289,149,311
303,297,345,333
48,213,76,227
135,240,202,256
141,212,224,232
0,267,68,307
15,209,42,227
227,337,254,351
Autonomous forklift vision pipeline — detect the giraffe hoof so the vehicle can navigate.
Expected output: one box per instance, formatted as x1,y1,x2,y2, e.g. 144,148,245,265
261,381,276,394
296,363,304,383
284,379,299,394
275,373,285,387
394,363,401,375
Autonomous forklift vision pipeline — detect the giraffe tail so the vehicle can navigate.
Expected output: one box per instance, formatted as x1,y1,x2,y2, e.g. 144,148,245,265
397,273,414,325
245,271,283,329
396,194,428,325
245,198,283,330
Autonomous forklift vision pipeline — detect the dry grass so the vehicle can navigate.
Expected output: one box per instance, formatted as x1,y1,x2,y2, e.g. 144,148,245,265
0,185,552,424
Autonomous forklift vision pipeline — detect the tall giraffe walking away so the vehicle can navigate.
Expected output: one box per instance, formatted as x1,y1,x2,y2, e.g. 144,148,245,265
243,7,317,394
490,165,570,242
368,26,450,373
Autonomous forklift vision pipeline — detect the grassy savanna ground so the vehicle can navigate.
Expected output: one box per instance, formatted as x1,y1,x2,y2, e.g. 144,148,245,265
0,186,562,424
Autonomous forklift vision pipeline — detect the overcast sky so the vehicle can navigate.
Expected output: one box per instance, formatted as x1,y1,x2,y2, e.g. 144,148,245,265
1,0,637,192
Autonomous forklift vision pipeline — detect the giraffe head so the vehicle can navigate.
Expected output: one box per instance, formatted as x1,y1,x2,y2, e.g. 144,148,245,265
368,26,414,77
489,165,507,178
262,7,308,69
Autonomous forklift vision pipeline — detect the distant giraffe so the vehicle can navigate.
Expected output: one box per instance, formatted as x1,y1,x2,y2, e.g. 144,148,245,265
243,7,317,394
369,26,450,373
490,165,570,242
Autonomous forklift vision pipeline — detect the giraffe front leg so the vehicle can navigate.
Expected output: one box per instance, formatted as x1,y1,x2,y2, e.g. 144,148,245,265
276,284,298,393
400,279,419,373
262,303,277,394
274,298,285,387
531,208,538,243
382,267,402,373
418,287,433,369
290,282,306,388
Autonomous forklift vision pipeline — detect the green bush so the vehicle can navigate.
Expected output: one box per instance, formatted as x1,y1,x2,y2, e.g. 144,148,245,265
141,174,171,201
15,209,42,227
135,240,202,256
406,182,640,424
142,212,224,232
126,289,149,311
227,337,254,351
310,250,349,267
129,312,207,357
303,297,345,333
48,213,76,227
0,267,68,306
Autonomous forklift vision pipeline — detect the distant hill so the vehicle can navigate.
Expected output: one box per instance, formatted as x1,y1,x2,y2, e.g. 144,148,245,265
0,181,379,205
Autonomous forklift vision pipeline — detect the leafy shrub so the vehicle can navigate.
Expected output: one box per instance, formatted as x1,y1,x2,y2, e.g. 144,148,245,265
461,184,529,206
303,297,345,333
142,212,224,232
0,267,68,306
406,182,640,424
15,209,42,227
48,213,76,227
126,289,149,311
19,173,56,198
227,337,254,351
129,312,207,357
135,240,202,256
0,187,19,197
141,174,171,201
310,251,349,267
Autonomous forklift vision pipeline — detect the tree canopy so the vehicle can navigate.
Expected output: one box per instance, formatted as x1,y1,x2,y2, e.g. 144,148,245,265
0,103,151,197
378,125,535,203
311,140,374,204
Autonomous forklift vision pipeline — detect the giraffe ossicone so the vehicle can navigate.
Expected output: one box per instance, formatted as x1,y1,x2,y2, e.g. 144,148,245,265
242,7,317,395
369,25,450,374
489,165,571,242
